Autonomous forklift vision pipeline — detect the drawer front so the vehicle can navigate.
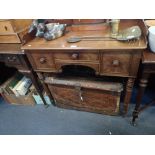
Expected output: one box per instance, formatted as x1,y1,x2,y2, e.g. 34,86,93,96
53,51,99,61
101,53,131,76
0,21,14,33
4,54,21,66
27,52,56,71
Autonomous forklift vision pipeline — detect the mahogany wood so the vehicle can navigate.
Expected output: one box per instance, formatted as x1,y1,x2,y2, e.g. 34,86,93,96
22,19,147,114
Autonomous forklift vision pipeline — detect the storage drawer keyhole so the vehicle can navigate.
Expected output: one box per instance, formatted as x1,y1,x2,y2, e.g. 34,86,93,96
4,26,8,31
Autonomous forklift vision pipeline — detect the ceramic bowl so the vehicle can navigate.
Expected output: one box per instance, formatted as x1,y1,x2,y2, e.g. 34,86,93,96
148,26,155,52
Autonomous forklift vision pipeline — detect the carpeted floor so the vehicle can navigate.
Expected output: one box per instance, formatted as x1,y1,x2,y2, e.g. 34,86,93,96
0,93,155,135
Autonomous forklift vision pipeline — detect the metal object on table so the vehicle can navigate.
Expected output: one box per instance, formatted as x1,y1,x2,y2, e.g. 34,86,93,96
67,26,142,43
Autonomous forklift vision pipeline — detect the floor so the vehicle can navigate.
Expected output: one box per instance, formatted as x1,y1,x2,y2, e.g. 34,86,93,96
0,87,155,135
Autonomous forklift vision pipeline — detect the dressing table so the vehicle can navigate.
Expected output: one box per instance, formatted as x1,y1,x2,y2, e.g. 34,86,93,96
22,19,147,114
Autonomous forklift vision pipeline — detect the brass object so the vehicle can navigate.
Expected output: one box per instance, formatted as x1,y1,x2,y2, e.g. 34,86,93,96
113,26,142,41
67,26,142,43
111,19,120,36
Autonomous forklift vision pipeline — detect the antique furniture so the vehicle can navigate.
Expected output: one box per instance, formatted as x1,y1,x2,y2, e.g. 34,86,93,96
0,19,47,105
132,50,155,124
22,19,147,114
45,76,123,115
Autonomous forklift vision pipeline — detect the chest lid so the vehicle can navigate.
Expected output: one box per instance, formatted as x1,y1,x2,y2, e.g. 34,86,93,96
45,76,123,93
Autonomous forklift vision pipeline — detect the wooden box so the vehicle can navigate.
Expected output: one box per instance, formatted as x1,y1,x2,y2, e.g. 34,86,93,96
0,19,32,44
0,74,35,105
45,77,123,115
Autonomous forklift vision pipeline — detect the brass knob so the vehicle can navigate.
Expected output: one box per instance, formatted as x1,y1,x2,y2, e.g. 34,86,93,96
112,60,119,66
71,53,79,60
40,57,46,64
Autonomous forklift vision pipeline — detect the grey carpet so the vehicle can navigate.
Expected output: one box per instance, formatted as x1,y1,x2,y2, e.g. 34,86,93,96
0,97,155,135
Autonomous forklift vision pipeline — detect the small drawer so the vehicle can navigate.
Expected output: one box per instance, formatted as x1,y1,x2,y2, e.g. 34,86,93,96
27,52,56,71
0,21,14,33
101,53,131,76
53,50,99,61
4,54,21,65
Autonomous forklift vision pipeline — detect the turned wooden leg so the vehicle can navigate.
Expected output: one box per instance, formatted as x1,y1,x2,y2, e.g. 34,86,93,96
19,70,48,106
132,73,149,125
123,77,135,115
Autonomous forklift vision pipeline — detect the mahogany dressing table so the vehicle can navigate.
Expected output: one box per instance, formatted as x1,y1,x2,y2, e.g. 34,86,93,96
22,19,147,114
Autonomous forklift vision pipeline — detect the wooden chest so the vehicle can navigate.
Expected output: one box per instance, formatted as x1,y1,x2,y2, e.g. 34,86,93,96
45,77,123,115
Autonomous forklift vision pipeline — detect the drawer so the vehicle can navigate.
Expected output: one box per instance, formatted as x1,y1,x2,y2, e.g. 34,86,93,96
4,54,21,66
27,52,56,71
53,51,99,61
0,20,14,33
101,53,131,76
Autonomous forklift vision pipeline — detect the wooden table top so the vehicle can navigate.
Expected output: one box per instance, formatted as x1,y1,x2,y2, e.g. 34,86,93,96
22,30,147,51
143,50,155,64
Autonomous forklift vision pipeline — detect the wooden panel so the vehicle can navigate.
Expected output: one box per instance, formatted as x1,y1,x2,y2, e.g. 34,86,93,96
0,20,14,33
101,52,131,76
54,51,99,61
27,52,56,71
73,19,106,24
10,19,32,32
143,50,155,64
0,34,21,43
48,81,121,115
129,52,141,76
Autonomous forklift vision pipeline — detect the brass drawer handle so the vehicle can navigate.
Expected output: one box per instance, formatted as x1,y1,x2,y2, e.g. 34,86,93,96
71,53,79,60
39,57,46,64
112,60,120,66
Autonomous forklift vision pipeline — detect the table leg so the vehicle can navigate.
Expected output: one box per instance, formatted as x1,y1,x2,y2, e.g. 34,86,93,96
36,72,54,103
132,73,149,125
123,77,135,115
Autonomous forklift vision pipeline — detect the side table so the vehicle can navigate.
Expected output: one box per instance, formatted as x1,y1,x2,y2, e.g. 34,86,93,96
132,50,155,125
